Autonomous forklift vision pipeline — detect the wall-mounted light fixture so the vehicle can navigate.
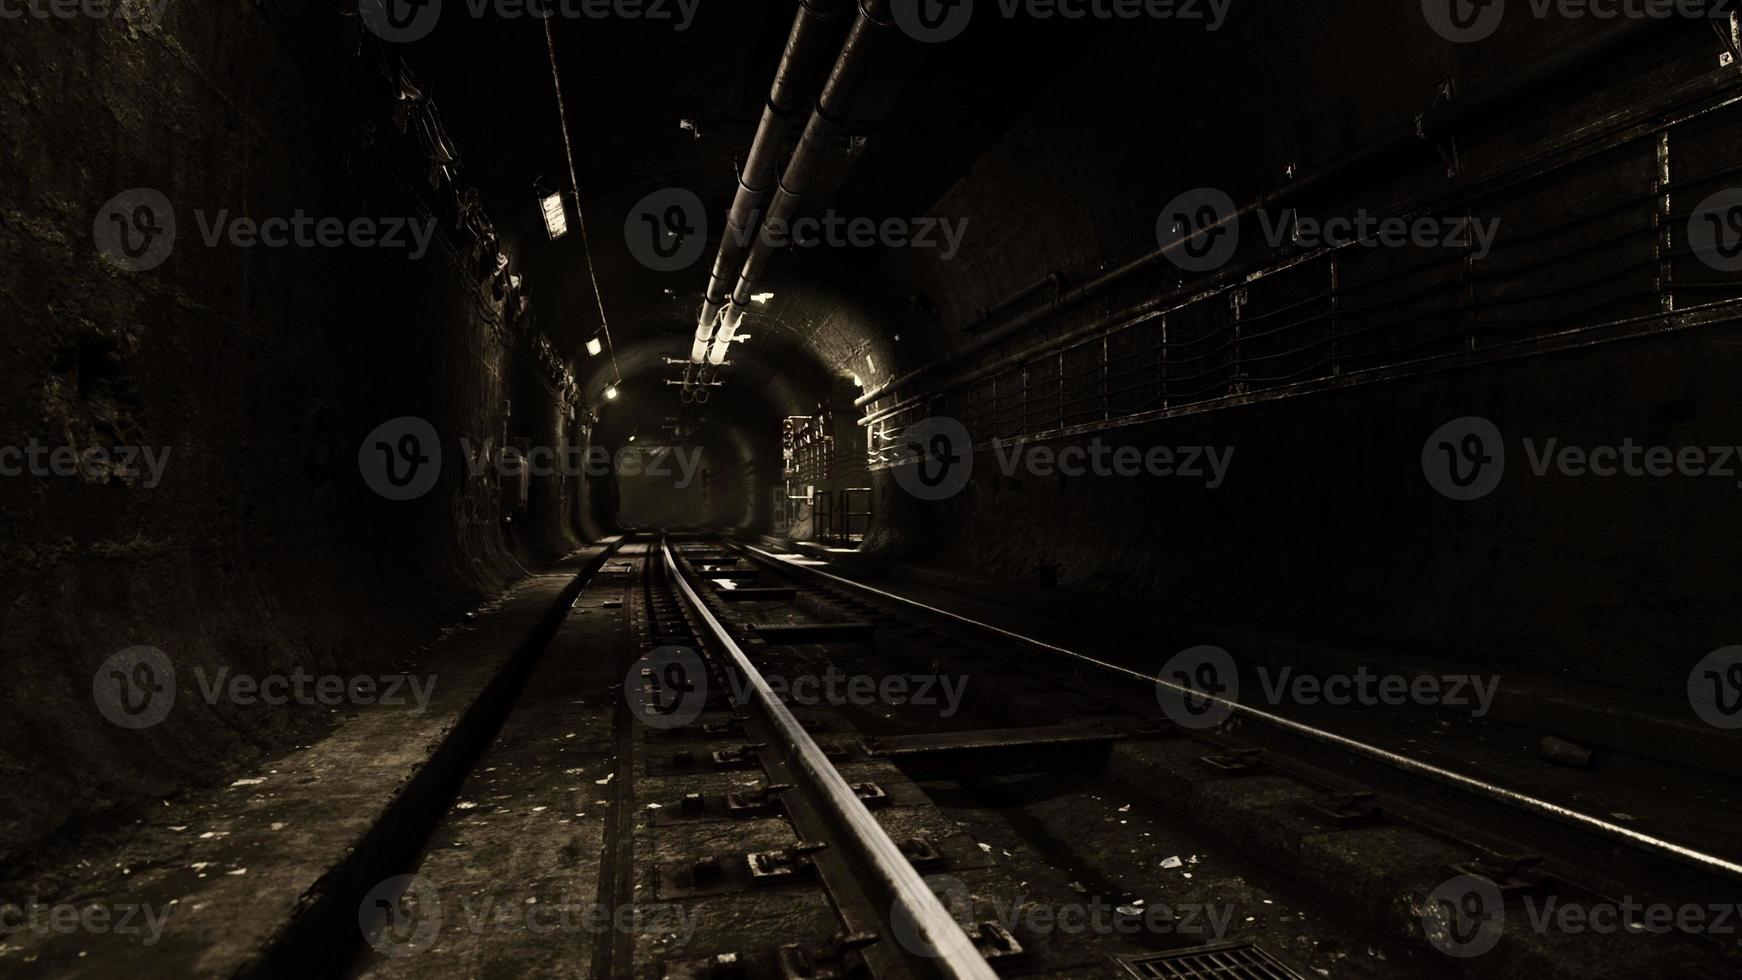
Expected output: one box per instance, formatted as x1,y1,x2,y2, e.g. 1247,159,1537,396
540,190,568,241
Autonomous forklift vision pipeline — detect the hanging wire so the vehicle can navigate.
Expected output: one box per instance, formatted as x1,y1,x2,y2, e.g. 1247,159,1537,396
543,17,622,390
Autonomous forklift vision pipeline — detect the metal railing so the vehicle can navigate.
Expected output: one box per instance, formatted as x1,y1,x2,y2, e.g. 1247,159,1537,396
868,67,1742,464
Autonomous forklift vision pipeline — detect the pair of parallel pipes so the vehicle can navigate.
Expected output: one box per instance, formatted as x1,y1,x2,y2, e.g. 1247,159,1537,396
688,0,891,389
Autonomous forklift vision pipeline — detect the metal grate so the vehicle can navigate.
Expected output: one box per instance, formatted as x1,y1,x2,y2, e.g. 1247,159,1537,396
1120,942,1307,980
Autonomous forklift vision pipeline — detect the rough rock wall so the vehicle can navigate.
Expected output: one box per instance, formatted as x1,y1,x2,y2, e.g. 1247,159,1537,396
0,5,576,863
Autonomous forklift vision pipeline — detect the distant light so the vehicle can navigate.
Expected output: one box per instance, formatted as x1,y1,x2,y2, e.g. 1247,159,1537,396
586,337,604,357
851,373,863,388
628,434,636,443
604,385,619,401
751,292,774,305
541,192,568,240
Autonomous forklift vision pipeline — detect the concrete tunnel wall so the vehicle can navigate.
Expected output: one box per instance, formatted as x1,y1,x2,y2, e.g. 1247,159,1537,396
0,9,587,862
821,8,1742,696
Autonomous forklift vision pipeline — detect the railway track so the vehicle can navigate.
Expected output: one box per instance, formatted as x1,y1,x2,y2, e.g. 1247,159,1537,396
345,533,1740,979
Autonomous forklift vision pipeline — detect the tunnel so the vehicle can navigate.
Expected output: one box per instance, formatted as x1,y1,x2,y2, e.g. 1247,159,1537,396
5,1,1742,977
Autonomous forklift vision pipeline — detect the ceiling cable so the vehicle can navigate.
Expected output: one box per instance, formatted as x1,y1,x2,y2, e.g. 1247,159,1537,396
543,17,622,390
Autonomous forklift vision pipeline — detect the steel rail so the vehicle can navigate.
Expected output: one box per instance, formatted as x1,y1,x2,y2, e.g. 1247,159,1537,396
736,543,1742,886
659,542,999,980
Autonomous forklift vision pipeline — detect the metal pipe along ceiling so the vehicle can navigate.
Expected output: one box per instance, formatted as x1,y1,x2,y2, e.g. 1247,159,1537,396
711,0,893,369
693,0,849,364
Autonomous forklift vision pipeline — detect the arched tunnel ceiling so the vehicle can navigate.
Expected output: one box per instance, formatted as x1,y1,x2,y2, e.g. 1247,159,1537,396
404,4,1102,410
